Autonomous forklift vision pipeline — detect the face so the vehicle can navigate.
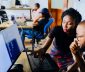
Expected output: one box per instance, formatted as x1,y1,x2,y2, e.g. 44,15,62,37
33,5,38,10
76,25,85,48
62,15,76,33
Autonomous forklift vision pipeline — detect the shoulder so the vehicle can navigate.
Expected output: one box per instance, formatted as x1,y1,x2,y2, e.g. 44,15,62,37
39,18,49,23
52,26,63,32
37,8,41,12
49,26,62,35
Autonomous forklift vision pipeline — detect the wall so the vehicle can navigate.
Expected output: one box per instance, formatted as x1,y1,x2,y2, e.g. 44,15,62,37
51,0,63,9
0,0,48,9
68,0,85,20
31,0,48,9
0,0,48,20
0,0,15,8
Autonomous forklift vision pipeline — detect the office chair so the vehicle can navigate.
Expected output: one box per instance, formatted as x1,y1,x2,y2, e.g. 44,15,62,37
35,18,54,39
26,18,54,44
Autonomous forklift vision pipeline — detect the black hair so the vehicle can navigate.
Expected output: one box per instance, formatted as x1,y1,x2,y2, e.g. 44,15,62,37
1,5,5,9
35,3,40,8
41,8,50,19
61,8,82,25
43,13,50,19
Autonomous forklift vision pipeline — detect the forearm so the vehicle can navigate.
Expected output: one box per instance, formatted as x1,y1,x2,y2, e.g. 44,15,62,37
33,16,41,23
75,54,85,72
67,62,78,72
33,22,38,26
33,18,39,23
42,37,53,52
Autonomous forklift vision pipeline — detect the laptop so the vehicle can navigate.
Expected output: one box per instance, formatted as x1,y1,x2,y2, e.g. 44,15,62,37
0,24,24,72
0,24,58,72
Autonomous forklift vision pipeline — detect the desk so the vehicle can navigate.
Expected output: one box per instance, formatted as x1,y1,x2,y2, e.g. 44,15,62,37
14,52,32,72
0,21,33,30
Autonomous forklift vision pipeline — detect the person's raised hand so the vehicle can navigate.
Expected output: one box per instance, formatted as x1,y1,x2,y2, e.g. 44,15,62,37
70,38,80,55
34,48,46,58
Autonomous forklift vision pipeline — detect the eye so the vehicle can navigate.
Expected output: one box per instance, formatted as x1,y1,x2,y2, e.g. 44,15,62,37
68,22,73,25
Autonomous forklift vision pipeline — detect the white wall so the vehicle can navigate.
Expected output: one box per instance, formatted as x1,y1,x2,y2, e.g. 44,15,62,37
27,0,48,9
0,0,15,8
51,0,63,9
73,0,85,20
33,0,48,9
0,0,48,9
0,0,48,20
68,0,85,20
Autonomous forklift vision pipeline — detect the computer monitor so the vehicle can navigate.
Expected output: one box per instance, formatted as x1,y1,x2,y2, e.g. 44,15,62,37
0,33,12,72
0,24,24,72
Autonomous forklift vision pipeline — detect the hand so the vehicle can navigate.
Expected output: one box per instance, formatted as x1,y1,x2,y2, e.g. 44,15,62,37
34,48,46,58
70,38,80,55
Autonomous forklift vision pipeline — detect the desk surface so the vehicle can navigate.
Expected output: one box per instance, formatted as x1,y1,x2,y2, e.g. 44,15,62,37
7,7,32,10
15,52,32,72
0,21,33,29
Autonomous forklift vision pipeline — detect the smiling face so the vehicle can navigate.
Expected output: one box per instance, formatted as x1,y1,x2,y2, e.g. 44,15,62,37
62,15,76,33
76,24,85,48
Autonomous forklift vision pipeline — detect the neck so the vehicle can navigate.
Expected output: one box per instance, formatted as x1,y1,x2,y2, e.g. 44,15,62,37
66,29,76,36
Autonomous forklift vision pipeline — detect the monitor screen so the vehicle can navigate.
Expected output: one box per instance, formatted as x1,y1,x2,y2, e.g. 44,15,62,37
0,24,24,72
0,33,12,72
6,39,20,64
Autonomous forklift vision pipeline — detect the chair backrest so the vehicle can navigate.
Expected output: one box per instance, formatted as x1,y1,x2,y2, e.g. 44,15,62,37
44,18,54,34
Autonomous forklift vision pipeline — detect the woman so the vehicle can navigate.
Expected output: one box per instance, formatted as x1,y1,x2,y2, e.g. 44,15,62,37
21,8,51,44
35,8,82,72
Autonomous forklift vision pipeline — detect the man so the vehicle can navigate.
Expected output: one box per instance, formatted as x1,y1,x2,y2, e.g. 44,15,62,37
32,3,41,22
68,20,85,72
34,8,82,71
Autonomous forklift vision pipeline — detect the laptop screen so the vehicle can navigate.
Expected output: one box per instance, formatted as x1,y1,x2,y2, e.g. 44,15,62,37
0,24,24,72
0,33,12,72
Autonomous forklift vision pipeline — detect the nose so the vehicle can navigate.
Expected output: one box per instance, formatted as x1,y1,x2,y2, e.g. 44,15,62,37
76,37,80,46
64,23,67,28
76,37,78,41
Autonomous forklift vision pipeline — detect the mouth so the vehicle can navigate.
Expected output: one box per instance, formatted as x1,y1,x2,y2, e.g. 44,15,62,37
63,29,68,32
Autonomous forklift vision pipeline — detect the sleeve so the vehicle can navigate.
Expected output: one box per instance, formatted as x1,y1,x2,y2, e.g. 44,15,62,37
38,19,44,25
48,27,57,39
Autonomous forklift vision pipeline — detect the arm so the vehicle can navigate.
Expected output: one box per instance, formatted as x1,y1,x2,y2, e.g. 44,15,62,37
74,53,85,72
34,36,53,57
67,62,78,72
68,53,85,72
33,14,42,24
68,38,85,72
33,16,42,26
42,36,53,51
34,27,56,57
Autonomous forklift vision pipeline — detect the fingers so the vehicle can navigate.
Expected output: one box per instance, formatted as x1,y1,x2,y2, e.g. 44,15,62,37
70,38,79,54
34,48,46,58
34,51,39,58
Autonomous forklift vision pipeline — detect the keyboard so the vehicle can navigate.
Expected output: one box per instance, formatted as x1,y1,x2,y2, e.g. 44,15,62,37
27,53,59,72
